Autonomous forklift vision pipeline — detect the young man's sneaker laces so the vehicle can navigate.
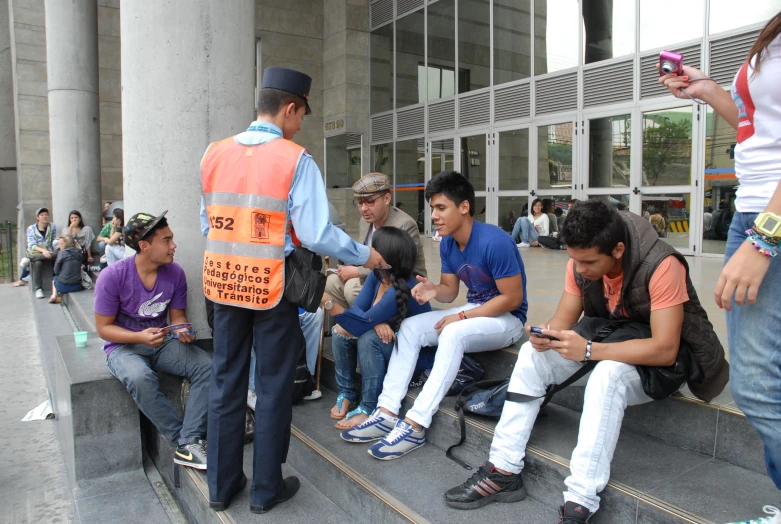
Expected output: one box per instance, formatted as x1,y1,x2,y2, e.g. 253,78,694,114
174,438,207,470
367,420,425,460
444,462,527,510
726,505,781,524
341,408,396,443
558,501,594,523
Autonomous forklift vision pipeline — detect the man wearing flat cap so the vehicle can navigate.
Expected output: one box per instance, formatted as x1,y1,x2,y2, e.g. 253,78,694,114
325,172,427,308
201,66,387,514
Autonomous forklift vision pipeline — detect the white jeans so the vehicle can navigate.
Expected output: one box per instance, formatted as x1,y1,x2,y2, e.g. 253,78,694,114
377,303,524,428
489,342,652,512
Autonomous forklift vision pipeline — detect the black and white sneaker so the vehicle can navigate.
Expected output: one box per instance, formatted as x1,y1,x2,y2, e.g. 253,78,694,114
174,438,207,470
444,462,527,510
558,501,594,523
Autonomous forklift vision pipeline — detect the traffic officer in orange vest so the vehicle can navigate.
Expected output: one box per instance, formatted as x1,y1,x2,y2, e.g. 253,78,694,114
202,67,387,513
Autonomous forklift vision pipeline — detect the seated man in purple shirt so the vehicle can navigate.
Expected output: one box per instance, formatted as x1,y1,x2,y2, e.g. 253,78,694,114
94,211,212,470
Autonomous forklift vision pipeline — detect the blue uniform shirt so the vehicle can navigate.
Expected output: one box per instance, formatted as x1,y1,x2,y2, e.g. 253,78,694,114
200,122,369,265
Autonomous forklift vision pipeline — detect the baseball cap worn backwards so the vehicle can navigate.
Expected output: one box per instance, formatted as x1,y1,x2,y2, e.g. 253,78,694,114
261,66,313,115
352,173,391,198
123,210,168,252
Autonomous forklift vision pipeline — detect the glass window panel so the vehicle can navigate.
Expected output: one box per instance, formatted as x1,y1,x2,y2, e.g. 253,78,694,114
460,135,487,192
583,0,635,64
474,196,487,223
498,129,530,191
640,0,704,51
370,24,393,114
642,193,692,251
494,0,532,85
535,0,580,75
709,0,778,34
498,196,528,234
588,115,631,189
534,194,572,234
428,0,456,101
588,194,631,211
703,103,737,254
537,123,573,190
395,139,426,232
642,108,693,186
325,135,350,188
458,0,491,93
429,139,456,233
396,10,426,109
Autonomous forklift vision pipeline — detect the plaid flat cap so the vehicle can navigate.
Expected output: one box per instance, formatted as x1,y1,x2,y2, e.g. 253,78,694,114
353,173,390,197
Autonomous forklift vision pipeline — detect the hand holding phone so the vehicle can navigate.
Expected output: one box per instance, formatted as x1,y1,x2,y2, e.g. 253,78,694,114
530,326,560,341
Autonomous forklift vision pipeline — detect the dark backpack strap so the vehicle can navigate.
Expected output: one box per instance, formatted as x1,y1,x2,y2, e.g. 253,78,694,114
506,361,596,408
446,379,507,470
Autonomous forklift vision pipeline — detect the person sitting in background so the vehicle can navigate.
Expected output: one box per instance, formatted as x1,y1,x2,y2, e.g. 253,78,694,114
102,201,112,226
15,208,58,298
324,173,426,308
649,207,667,237
104,209,126,265
543,199,558,232
63,210,96,265
49,235,83,304
512,198,549,247
323,227,431,432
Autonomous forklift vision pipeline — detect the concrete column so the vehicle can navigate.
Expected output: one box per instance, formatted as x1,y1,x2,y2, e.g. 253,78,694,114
44,0,102,231
120,0,255,330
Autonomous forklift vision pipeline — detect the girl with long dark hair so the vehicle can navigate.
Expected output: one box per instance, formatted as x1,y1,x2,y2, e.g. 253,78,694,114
661,12,781,523
64,210,96,263
511,198,549,247
321,227,431,430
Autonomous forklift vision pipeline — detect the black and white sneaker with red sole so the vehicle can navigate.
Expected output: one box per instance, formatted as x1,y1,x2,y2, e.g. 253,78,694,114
444,462,527,510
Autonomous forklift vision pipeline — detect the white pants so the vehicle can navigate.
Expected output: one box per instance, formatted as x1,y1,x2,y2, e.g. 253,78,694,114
377,303,524,428
489,342,652,512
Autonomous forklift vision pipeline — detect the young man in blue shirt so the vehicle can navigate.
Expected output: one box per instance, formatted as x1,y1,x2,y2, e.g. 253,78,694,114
345,170,528,459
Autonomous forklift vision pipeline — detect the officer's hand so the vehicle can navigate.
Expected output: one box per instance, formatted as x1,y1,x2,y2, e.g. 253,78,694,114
139,327,166,347
338,265,361,282
362,248,388,270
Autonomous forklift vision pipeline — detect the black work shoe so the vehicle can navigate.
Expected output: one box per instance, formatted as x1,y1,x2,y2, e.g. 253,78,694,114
558,501,594,523
174,438,207,470
209,475,247,511
250,476,301,514
444,462,527,510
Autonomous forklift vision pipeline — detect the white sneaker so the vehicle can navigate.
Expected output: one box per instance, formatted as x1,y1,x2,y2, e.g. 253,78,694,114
341,408,397,443
367,420,426,460
247,389,257,411
303,389,322,401
100,254,107,264
726,505,781,524
35,289,44,299
517,242,530,248
19,257,30,269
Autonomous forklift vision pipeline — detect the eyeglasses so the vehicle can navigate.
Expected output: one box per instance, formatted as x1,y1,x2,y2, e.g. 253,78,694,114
353,194,384,207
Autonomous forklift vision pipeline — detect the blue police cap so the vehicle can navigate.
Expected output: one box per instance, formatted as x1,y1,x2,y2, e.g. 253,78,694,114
261,67,312,115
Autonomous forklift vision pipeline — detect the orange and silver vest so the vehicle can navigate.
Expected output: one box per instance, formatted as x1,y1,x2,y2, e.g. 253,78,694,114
201,136,304,310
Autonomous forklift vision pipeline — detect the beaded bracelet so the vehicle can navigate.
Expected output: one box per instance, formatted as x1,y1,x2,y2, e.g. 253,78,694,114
745,230,779,258
751,225,780,246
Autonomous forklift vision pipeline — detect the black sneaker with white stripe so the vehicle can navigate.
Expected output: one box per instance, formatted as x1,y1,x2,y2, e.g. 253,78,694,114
444,462,527,510
558,501,594,523
174,438,207,470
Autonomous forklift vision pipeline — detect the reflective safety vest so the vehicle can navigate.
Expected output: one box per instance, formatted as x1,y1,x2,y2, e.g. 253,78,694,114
201,136,304,310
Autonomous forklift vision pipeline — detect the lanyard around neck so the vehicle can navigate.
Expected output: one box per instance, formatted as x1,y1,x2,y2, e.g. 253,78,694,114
247,123,282,137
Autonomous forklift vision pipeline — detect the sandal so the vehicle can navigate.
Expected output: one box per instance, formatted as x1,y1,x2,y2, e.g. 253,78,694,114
334,406,371,429
329,394,355,420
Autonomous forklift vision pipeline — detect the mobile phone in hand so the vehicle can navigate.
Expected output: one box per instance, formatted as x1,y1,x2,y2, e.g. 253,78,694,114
530,326,560,341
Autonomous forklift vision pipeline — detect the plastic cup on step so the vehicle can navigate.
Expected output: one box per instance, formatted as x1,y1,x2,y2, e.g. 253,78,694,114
74,331,88,348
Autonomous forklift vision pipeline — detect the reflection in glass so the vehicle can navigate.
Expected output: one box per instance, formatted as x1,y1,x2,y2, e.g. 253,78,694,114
498,129,530,191
325,135,362,189
536,195,572,234
396,10,425,109
703,103,738,254
535,0,580,74
459,0,490,93
395,139,426,232
427,0,456,102
588,194,631,211
709,0,778,34
474,196,487,223
372,142,394,179
460,135,487,192
429,139,456,233
642,108,692,186
494,0,531,85
643,193,691,251
583,0,635,63
371,24,393,114
498,196,528,234
589,115,630,189
640,0,704,51
538,123,573,190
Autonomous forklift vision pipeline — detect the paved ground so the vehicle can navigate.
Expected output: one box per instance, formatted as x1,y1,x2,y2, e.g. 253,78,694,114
0,283,77,524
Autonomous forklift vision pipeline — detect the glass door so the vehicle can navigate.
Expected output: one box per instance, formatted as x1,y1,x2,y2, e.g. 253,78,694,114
425,138,456,236
581,111,632,212
531,119,579,234
634,103,699,255
492,126,531,237
458,132,491,224
394,138,427,234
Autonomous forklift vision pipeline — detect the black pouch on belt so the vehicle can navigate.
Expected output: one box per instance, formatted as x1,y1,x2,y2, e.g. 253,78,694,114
283,246,326,312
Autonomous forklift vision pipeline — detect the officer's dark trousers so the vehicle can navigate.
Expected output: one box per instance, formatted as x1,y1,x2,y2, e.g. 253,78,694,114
207,298,303,506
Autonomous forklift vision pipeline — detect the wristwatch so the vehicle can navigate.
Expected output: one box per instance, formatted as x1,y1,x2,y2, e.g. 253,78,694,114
754,213,781,239
323,299,334,311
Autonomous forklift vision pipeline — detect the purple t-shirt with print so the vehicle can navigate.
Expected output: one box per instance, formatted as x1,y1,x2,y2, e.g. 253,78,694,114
94,255,188,355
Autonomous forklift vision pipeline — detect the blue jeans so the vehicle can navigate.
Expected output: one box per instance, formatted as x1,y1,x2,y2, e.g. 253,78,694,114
53,276,82,294
249,308,323,390
511,218,539,244
106,337,212,446
725,212,781,489
332,328,395,412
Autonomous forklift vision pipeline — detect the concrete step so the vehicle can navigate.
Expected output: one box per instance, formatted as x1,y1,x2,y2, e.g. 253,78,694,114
318,348,776,523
